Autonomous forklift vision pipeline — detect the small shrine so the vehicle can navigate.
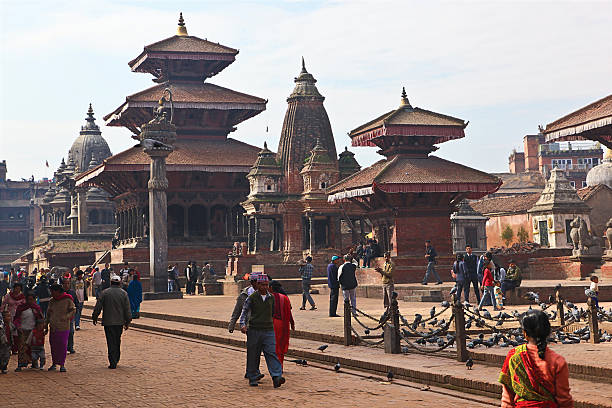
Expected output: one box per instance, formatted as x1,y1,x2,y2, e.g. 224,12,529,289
450,200,488,255
327,88,501,282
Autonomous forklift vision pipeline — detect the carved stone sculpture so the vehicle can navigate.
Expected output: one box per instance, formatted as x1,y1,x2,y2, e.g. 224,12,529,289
605,217,612,256
570,216,602,257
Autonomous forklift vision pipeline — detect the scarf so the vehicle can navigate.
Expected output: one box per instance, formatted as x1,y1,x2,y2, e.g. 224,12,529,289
52,292,73,302
14,302,43,327
10,291,25,301
499,344,558,408
272,292,282,320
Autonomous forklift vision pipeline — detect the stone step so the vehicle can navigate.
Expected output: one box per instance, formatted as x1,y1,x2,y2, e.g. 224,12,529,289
404,295,443,302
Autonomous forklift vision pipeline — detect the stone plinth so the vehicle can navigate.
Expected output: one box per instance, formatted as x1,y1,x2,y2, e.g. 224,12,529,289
143,291,183,300
602,254,612,278
204,282,223,295
392,215,453,257
568,255,601,279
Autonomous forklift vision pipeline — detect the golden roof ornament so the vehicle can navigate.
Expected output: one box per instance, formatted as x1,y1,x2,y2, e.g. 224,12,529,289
400,87,412,108
177,12,188,36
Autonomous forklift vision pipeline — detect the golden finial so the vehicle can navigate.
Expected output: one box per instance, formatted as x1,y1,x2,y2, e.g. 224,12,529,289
177,12,188,36
400,86,412,108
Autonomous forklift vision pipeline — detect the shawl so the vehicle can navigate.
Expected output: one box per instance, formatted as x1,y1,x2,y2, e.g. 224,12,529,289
127,279,143,305
13,302,43,328
499,344,558,408
52,292,73,302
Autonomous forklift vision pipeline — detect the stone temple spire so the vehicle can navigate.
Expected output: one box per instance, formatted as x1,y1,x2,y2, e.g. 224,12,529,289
278,59,337,194
400,87,412,108
82,103,100,131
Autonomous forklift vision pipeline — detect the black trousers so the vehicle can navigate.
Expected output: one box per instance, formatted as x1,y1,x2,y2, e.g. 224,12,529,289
466,275,481,303
329,287,339,316
104,325,124,367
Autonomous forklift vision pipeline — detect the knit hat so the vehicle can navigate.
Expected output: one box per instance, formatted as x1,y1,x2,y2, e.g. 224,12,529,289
331,255,340,261
249,272,261,282
256,274,269,283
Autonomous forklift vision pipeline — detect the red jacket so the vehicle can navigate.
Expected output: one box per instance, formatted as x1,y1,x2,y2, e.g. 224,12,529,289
482,268,494,287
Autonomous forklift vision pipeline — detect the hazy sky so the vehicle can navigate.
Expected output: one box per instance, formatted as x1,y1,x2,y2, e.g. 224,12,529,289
1,0,611,181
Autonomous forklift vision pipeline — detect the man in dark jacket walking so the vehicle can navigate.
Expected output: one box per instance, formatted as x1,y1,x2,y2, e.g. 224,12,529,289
327,256,341,317
463,245,480,303
92,275,132,369
338,255,358,316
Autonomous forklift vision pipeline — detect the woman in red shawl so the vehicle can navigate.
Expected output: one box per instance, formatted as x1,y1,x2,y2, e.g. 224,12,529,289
269,280,294,367
13,291,43,371
1,281,25,353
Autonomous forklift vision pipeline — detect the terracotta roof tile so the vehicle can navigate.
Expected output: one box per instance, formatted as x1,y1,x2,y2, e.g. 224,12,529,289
545,95,612,134
127,82,265,105
128,35,238,67
328,156,500,194
470,194,541,215
96,138,260,169
350,107,466,136
577,184,612,200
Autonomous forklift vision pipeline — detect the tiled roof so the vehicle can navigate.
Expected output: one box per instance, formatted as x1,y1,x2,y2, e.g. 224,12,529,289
491,172,545,194
577,184,612,200
327,156,500,194
78,138,260,176
128,35,238,66
114,82,265,107
545,95,612,134
470,194,541,215
327,160,389,192
350,106,466,136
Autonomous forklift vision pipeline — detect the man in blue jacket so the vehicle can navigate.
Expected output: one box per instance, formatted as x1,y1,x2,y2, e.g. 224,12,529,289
327,256,341,317
463,245,480,303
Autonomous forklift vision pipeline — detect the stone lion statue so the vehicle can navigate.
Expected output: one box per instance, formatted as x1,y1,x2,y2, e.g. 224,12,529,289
569,217,592,251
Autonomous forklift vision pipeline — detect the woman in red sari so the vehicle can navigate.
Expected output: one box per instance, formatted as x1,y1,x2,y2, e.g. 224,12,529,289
269,281,295,367
499,309,573,407
1,282,26,353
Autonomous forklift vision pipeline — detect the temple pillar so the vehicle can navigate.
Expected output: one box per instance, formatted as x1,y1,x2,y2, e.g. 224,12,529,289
206,206,212,240
147,150,171,292
183,206,189,238
69,194,78,234
308,214,315,254
254,216,259,253
247,217,253,253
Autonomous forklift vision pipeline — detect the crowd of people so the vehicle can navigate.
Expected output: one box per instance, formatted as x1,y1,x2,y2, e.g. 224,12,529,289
0,261,142,374
450,245,523,310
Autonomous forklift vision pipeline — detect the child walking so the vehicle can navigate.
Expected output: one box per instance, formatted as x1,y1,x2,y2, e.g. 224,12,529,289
478,266,499,310
30,320,46,370
494,281,504,310
589,275,599,308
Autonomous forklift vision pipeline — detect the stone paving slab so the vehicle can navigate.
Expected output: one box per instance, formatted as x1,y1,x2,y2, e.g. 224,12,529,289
1,322,500,408
85,294,612,373
79,309,612,408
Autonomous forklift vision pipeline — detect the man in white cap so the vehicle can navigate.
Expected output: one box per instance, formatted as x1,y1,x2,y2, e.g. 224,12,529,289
239,273,285,388
92,275,131,369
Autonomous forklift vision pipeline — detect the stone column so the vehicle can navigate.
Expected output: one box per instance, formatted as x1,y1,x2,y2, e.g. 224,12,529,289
69,193,78,234
253,216,259,253
183,206,189,238
247,217,253,253
147,150,171,292
308,214,315,254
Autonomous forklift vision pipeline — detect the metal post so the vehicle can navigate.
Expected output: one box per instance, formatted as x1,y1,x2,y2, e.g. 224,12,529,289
384,294,401,354
588,297,600,344
556,288,565,326
453,294,468,362
343,299,352,346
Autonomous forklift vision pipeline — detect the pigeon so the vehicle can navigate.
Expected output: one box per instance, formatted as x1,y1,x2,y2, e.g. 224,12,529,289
585,289,597,298
137,138,173,150
437,338,445,347
500,342,510,347
465,320,472,329
449,286,457,295
478,333,485,340
565,301,575,309
496,319,504,326
334,362,341,372
463,301,472,309
413,314,423,325
436,318,446,327
428,318,438,326
387,371,394,381
441,301,450,308
524,291,540,304
289,359,308,366
548,310,557,320
430,306,436,319
482,309,492,320
466,358,473,370
317,344,329,352
548,295,555,304
467,341,475,349
364,329,370,335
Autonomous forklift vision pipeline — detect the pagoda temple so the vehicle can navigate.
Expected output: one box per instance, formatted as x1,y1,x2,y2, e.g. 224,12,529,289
327,89,501,282
240,60,362,266
76,14,267,286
